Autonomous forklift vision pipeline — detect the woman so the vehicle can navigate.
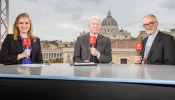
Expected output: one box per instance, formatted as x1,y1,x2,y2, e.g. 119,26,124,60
0,13,43,65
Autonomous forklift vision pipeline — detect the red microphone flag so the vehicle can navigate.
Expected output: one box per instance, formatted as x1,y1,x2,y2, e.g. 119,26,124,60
89,36,96,45
23,38,31,47
135,42,142,52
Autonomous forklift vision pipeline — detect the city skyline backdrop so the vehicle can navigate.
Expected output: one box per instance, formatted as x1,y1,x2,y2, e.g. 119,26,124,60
6,0,175,41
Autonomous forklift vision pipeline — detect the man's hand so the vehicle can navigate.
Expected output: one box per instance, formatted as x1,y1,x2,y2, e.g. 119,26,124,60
90,48,100,56
135,56,142,64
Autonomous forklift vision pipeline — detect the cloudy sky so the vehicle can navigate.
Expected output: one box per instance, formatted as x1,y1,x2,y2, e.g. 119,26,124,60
6,0,175,41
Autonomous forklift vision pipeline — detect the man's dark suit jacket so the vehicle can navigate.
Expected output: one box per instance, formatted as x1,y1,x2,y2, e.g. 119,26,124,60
73,33,112,63
140,31,175,65
0,34,43,65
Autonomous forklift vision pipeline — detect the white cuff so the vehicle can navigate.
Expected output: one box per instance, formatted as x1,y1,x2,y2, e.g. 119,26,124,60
97,52,100,59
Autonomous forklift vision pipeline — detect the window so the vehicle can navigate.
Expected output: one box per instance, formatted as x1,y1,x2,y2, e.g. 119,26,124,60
65,44,67,47
120,58,127,64
125,35,127,38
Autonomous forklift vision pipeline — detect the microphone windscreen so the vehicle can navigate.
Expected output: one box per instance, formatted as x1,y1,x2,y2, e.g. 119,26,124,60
23,38,31,47
89,36,96,45
135,42,142,52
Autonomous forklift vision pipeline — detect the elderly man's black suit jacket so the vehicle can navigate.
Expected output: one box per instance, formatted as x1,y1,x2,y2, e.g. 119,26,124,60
73,33,112,63
140,31,175,65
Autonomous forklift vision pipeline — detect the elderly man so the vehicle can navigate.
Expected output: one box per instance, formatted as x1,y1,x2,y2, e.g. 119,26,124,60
73,16,112,63
135,14,175,65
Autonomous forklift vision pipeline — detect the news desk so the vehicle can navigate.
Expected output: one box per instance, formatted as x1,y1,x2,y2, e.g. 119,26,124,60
0,64,175,100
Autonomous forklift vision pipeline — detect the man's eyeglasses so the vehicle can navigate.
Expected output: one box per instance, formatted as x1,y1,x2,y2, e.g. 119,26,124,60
142,21,157,28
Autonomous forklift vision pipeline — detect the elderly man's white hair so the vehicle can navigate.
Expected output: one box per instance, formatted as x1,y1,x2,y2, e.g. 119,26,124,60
143,14,157,22
88,16,101,23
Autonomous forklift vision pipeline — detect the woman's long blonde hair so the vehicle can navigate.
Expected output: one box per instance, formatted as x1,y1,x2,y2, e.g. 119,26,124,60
13,13,36,42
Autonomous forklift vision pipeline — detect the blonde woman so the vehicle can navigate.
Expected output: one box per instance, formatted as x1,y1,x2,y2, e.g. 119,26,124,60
0,13,43,65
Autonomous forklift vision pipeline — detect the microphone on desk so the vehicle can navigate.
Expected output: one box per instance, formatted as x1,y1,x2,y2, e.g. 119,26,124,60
89,36,96,63
134,42,142,56
23,38,31,59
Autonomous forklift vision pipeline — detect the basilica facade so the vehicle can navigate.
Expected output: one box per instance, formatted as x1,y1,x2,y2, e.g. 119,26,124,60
80,11,132,41
100,11,131,40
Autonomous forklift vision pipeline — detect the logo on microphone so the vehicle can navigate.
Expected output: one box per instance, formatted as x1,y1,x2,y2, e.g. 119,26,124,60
137,44,141,47
135,42,142,52
89,36,96,45
23,38,31,47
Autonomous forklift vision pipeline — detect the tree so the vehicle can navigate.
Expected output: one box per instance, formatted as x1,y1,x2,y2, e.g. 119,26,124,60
48,58,53,63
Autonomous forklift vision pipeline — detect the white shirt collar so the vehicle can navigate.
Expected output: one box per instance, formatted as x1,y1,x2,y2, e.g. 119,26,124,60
148,30,158,38
90,33,98,38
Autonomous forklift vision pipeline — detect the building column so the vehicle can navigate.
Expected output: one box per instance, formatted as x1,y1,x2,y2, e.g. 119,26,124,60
47,53,48,59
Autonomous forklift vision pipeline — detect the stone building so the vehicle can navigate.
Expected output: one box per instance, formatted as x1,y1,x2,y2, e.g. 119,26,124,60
100,10,131,40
